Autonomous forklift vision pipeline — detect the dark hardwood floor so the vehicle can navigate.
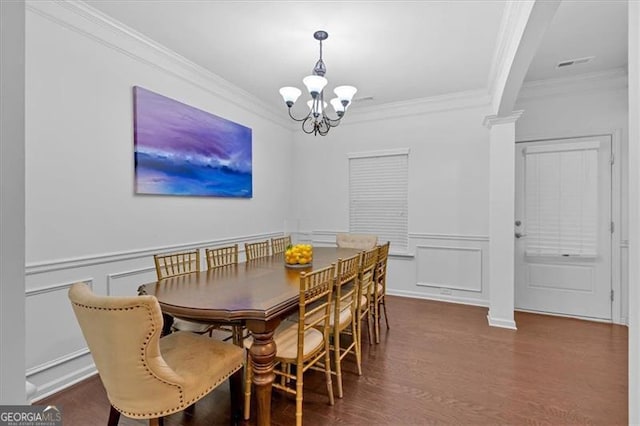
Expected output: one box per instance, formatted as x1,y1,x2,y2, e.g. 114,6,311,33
41,296,628,425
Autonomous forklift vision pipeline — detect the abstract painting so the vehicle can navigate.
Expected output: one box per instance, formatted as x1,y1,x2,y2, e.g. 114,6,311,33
133,86,252,197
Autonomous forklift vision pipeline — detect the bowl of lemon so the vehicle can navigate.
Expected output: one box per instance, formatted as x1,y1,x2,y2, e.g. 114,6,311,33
284,244,313,268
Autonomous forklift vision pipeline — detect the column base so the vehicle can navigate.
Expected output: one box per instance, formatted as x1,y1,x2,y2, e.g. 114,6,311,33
487,312,517,330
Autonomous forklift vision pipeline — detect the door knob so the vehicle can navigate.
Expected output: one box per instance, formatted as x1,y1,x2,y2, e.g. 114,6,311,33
515,232,527,239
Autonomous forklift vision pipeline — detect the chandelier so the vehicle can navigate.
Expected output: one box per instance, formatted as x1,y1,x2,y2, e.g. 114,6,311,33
279,30,357,136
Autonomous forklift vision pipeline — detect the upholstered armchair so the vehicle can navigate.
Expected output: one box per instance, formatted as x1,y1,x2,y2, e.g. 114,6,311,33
68,283,244,426
335,233,378,250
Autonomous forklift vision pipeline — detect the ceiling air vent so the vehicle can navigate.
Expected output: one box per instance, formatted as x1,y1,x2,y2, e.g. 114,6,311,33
556,56,594,68
353,96,374,103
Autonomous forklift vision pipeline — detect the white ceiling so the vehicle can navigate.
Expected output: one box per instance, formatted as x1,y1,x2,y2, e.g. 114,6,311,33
85,0,627,111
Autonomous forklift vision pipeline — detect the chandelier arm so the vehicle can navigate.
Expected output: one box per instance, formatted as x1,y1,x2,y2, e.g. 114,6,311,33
287,107,311,123
321,113,343,127
301,116,316,134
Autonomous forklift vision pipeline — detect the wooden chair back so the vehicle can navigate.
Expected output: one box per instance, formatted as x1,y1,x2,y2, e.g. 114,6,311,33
296,264,335,361
245,240,270,260
334,253,362,329
271,236,292,254
205,244,239,270
359,247,378,310
374,242,390,295
153,249,200,280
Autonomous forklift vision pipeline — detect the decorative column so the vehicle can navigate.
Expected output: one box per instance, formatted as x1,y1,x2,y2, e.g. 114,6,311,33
483,111,523,330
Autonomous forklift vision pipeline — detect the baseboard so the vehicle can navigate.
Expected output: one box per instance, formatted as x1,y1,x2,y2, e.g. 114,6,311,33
486,312,518,330
515,308,619,325
30,365,98,403
387,289,489,307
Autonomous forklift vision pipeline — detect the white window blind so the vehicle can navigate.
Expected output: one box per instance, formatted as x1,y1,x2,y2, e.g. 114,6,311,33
349,150,409,252
523,142,599,257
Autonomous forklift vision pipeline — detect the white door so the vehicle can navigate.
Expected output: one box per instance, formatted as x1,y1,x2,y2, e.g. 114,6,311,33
515,135,612,320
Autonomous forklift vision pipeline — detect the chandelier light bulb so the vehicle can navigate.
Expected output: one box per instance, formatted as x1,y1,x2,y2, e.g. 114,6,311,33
330,98,345,116
279,87,302,107
303,75,328,98
334,85,358,105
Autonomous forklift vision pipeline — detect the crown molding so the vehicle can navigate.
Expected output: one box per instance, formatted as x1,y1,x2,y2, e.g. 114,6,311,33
26,0,292,130
516,67,628,101
345,89,491,125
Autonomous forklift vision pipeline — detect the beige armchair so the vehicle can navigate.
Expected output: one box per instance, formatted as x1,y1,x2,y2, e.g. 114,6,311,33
68,283,244,426
336,233,378,250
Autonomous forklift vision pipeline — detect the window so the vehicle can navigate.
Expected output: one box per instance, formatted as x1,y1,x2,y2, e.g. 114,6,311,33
348,149,409,252
523,141,599,257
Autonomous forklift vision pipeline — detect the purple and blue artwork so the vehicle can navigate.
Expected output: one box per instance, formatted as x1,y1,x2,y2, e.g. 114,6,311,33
133,86,252,198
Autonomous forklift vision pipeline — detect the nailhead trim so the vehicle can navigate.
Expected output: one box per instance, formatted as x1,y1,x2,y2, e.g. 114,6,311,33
111,363,243,418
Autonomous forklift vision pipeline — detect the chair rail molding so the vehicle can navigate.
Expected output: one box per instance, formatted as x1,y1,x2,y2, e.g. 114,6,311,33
26,278,93,297
409,232,490,242
25,231,282,275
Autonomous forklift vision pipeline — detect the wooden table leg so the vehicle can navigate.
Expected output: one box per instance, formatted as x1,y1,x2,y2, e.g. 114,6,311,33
246,319,280,426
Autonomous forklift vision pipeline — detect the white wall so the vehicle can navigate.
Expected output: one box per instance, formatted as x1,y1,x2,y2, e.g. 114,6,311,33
1,0,27,405
515,70,629,324
24,2,293,400
291,96,494,307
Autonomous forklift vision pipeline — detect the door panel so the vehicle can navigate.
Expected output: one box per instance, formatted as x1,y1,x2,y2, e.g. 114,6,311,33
515,135,612,320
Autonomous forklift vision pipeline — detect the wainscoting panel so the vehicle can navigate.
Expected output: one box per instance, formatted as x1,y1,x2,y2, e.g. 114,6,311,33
383,233,490,307
298,230,490,307
25,231,281,402
25,279,93,370
106,267,156,297
416,245,482,292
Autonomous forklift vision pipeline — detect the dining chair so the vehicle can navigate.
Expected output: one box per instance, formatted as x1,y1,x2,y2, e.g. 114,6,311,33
358,247,379,346
244,240,270,260
243,264,335,426
204,244,245,345
205,244,239,269
335,233,378,250
154,249,200,280
153,249,214,336
68,283,244,426
326,252,362,398
271,235,292,254
372,242,391,343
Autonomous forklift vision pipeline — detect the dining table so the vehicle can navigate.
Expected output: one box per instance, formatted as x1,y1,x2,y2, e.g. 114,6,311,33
138,246,361,426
